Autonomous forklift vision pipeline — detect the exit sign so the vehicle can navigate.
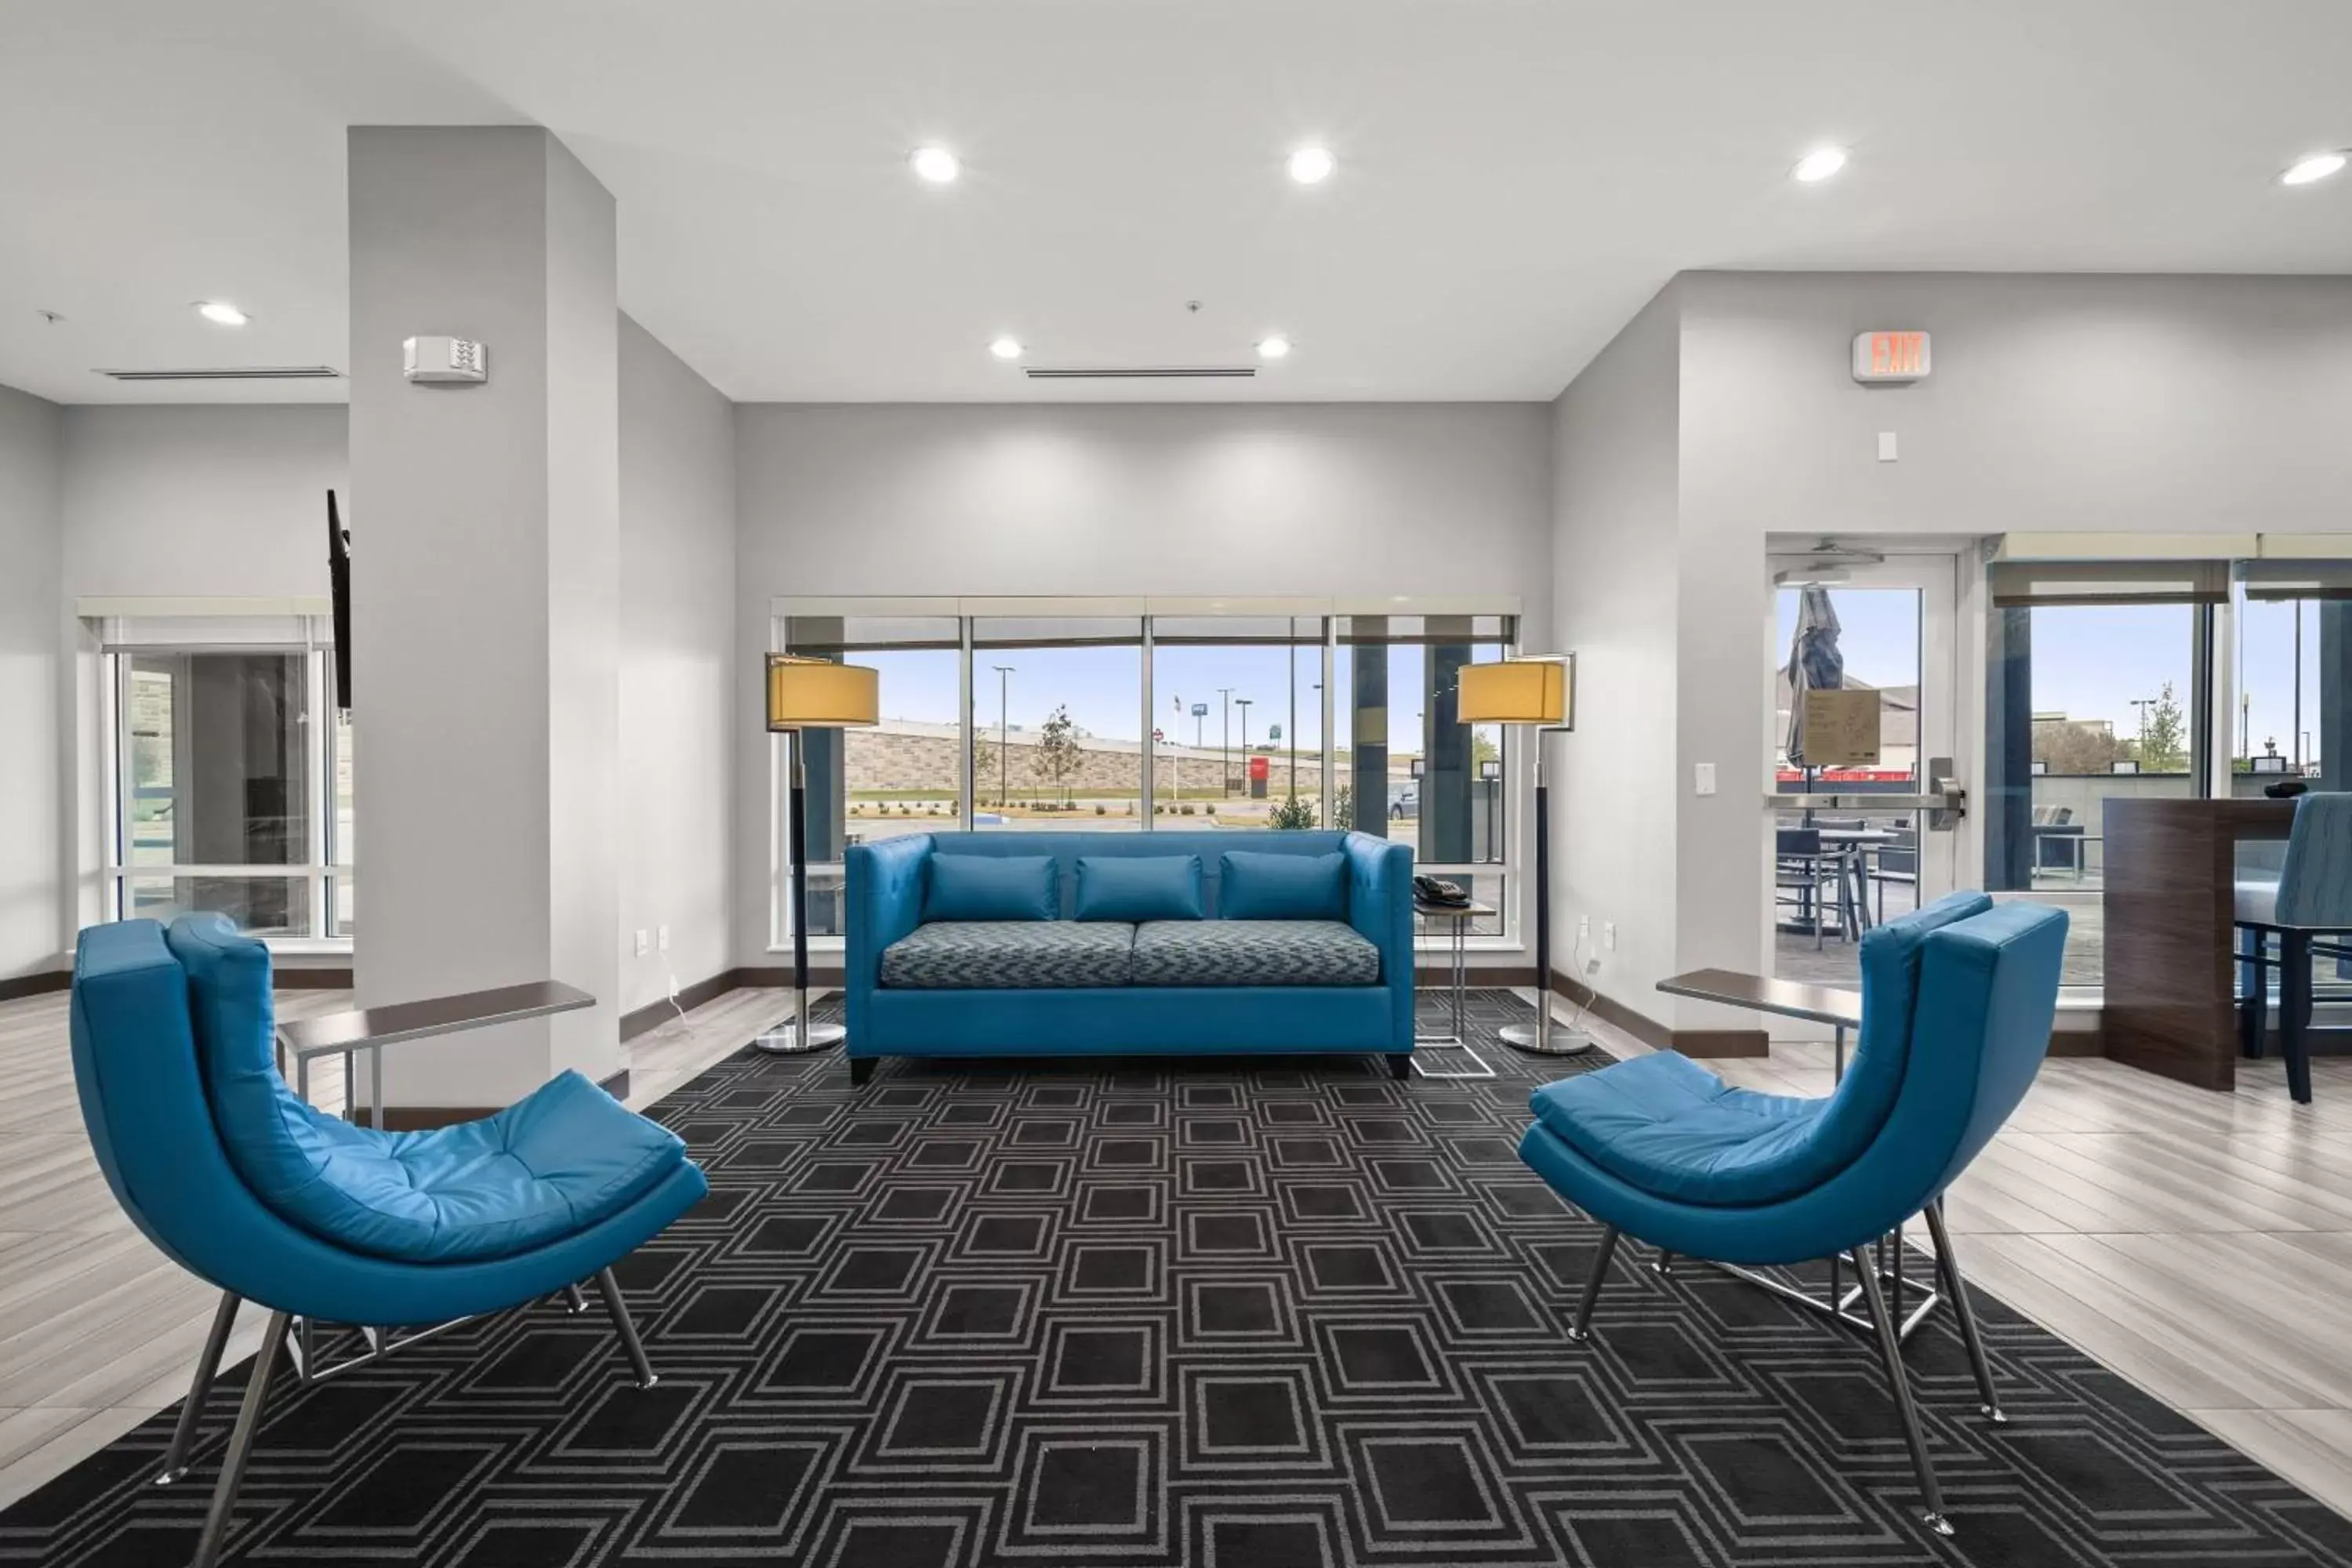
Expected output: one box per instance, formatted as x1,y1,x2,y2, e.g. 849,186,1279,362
1852,330,1930,383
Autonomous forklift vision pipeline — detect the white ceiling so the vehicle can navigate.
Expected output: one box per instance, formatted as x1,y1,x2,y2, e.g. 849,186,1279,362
2,0,2347,406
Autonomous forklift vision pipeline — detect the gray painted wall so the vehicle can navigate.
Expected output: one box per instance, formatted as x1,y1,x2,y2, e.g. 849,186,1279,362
32,310,734,1014
0,385,63,981
1546,285,1682,1018
1675,272,2352,996
60,405,347,600
1548,270,2352,1031
729,401,1558,967
619,317,736,1012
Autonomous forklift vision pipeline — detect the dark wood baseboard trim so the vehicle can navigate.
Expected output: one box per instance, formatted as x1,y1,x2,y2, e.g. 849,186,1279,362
619,971,742,1043
372,1067,633,1130
1671,1028,1773,1058
0,970,69,1002
731,964,847,990
2049,1021,2104,1058
273,967,354,990
1415,964,1537,989
1548,967,1767,1059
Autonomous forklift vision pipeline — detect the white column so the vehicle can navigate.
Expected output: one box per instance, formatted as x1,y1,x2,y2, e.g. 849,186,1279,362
348,127,620,1112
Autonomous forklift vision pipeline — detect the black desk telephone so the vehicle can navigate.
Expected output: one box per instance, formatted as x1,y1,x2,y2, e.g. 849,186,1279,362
1414,874,1471,907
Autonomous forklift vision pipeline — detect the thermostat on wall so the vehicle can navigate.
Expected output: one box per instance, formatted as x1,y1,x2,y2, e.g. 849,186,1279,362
403,336,486,383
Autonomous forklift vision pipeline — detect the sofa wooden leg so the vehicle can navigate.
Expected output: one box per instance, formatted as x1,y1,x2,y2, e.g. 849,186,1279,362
1387,1054,1412,1081
850,1058,876,1087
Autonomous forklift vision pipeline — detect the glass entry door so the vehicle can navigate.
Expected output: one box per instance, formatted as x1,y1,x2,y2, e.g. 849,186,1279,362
1766,551,1962,995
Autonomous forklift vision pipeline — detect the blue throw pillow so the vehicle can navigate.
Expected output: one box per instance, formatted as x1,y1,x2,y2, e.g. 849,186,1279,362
926,854,1058,921
1219,850,1348,921
1076,855,1203,921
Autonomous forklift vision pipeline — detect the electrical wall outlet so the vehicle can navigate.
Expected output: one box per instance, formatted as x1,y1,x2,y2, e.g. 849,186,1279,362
1693,762,1717,797
1577,914,1591,940
657,924,671,953
1603,920,1617,951
633,929,650,957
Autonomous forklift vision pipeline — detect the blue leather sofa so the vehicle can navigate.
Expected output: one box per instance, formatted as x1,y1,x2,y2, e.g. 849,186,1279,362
1518,892,2068,1538
844,829,1414,1082
70,915,706,1568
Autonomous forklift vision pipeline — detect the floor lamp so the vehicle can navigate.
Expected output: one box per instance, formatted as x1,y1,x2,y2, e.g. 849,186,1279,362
1457,654,1588,1055
757,654,880,1054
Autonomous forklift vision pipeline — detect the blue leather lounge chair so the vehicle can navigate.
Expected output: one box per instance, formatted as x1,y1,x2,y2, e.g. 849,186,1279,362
1518,894,2067,1538
69,915,709,1568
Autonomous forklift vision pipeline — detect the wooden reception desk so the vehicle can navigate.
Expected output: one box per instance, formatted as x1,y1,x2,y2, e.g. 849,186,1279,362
2103,796,2296,1091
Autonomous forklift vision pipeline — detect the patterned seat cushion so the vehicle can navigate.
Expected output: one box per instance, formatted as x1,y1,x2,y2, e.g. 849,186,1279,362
880,921,1135,989
1131,920,1380,987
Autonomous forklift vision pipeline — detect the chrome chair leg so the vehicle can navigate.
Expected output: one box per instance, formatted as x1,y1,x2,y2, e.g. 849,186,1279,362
191,1308,290,1568
1850,1247,1952,1537
1924,1200,2003,1422
1566,1226,1619,1343
157,1290,241,1485
594,1266,659,1388
1651,1247,1675,1276
564,1283,590,1316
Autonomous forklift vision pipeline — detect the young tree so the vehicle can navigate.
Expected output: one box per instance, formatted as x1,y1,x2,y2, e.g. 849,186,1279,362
2140,681,2189,772
1033,705,1083,804
973,737,1000,804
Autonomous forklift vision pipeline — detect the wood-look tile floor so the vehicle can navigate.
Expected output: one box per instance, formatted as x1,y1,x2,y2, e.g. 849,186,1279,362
0,982,794,1509
4,982,2350,1523
1690,1011,2352,1519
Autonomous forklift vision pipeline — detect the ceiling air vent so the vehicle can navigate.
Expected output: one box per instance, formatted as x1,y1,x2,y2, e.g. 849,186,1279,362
93,365,342,383
1022,365,1257,381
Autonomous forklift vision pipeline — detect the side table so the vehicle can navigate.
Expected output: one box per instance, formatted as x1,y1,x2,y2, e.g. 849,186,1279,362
1413,898,1497,1080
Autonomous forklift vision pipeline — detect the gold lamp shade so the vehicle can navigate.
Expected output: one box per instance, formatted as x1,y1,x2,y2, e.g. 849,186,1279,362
1457,656,1571,727
766,655,880,731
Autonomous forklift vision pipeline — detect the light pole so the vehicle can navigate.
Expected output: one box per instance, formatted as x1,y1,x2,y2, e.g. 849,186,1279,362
1217,687,1235,794
2131,696,2154,764
992,665,1014,807
1236,697,1254,794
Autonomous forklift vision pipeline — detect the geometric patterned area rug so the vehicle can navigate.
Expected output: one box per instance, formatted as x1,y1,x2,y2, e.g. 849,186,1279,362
6,989,2351,1566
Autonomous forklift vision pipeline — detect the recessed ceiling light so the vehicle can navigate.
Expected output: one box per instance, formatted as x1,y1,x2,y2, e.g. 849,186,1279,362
196,300,249,326
1256,335,1292,360
1791,147,1849,183
2281,151,2347,187
1286,147,1335,185
989,336,1023,361
909,146,960,184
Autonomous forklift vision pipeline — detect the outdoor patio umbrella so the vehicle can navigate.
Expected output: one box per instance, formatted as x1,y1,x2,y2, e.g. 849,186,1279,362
1784,585,1845,771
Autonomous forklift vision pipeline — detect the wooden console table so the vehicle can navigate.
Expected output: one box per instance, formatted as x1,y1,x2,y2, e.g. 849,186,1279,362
2103,797,2296,1091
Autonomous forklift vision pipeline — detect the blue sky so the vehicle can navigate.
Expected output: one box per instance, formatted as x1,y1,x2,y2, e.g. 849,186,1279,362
1777,589,2324,762
855,641,1480,755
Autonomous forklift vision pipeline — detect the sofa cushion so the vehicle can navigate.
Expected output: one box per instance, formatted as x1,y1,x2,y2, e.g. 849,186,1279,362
165,913,686,1263
1131,920,1379,987
1218,851,1347,921
882,920,1134,989
926,854,1058,922
1076,855,1203,922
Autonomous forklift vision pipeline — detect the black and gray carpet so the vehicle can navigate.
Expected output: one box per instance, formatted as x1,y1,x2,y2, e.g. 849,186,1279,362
7,991,2351,1566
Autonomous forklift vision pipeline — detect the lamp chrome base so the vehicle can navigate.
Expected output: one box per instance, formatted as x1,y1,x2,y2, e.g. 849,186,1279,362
754,1021,844,1054
1500,1022,1594,1055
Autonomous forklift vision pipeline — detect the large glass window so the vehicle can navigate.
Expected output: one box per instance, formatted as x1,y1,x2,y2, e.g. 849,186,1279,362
1985,561,2218,987
970,617,1145,830
111,645,333,939
1149,617,1323,829
1770,586,1922,793
771,603,1523,945
781,615,964,938
1335,615,1513,935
